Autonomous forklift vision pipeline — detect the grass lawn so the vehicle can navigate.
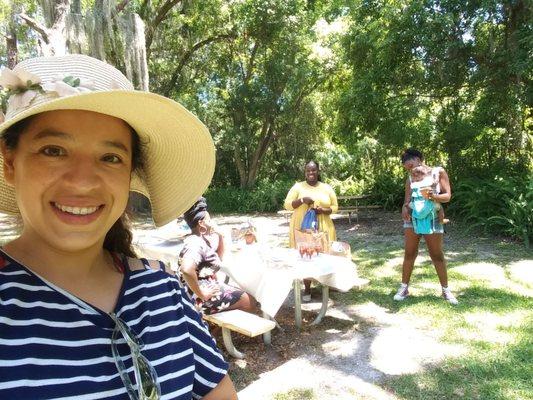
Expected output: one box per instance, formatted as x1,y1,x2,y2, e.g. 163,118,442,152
340,220,533,400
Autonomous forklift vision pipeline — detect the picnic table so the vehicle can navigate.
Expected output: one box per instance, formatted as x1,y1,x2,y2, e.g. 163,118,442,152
223,245,366,330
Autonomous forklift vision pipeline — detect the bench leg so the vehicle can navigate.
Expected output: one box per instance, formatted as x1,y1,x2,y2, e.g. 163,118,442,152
310,285,329,326
262,311,272,345
348,212,352,224
293,279,302,330
222,327,245,359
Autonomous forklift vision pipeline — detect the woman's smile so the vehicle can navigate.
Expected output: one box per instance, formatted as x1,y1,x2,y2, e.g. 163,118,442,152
51,202,105,224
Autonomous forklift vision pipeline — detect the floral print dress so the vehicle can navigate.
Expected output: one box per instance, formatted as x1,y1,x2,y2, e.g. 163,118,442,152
179,233,244,315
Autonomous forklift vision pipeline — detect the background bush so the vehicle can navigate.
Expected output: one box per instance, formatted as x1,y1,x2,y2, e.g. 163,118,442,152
448,176,533,248
206,179,293,213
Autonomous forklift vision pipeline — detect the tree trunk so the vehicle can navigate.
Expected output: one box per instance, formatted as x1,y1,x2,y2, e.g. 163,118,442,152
19,0,70,56
6,9,18,68
233,146,248,189
245,118,275,188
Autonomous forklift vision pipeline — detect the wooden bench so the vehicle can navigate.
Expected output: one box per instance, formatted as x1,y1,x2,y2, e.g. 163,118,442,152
203,309,276,359
337,195,380,223
278,195,380,224
277,209,292,223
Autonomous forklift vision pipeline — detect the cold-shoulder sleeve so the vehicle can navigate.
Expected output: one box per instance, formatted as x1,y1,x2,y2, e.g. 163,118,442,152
179,237,204,267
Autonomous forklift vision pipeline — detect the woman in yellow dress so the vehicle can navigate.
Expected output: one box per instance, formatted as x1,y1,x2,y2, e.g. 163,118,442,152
284,161,338,300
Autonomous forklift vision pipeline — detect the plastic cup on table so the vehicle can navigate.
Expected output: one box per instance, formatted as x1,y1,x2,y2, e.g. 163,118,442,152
298,243,306,259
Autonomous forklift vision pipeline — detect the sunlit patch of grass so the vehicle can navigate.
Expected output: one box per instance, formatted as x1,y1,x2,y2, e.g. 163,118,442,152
229,364,259,391
385,322,533,400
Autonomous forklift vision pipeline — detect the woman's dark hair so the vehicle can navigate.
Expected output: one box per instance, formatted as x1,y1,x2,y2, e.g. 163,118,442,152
304,160,321,182
400,148,424,164
2,115,144,258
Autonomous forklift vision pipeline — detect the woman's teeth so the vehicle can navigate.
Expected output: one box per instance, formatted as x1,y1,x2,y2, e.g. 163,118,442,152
54,203,99,215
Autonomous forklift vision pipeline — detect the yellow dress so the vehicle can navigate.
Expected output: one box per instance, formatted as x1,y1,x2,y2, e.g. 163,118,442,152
284,181,338,248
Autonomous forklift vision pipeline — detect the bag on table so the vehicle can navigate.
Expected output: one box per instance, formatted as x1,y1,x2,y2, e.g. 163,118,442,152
300,208,318,231
294,229,330,253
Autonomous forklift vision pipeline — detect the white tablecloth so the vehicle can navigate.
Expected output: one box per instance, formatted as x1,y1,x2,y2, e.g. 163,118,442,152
221,245,361,317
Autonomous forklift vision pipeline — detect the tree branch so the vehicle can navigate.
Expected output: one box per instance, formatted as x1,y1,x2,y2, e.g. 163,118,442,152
244,41,259,85
163,34,236,96
18,13,50,43
115,0,132,15
145,0,183,50
50,0,70,31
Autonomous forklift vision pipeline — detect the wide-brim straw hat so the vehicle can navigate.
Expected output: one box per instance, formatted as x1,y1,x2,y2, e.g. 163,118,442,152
0,54,215,226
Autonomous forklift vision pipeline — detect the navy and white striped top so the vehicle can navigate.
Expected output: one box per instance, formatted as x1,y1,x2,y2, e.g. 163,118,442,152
0,250,228,399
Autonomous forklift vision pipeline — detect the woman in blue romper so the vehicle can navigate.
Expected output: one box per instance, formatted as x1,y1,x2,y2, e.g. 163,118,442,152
0,55,237,399
393,148,459,305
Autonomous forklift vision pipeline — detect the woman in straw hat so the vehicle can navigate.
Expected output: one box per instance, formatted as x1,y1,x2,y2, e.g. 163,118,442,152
0,55,237,399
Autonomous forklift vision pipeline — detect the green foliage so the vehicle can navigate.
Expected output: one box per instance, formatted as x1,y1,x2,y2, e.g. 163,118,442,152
334,0,531,184
206,179,293,213
3,0,531,245
368,173,405,210
448,176,533,247
326,176,367,196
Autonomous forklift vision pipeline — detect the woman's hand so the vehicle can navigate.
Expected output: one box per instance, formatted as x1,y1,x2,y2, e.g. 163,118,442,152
402,204,411,221
301,196,314,205
420,188,432,199
200,283,220,301
315,206,331,215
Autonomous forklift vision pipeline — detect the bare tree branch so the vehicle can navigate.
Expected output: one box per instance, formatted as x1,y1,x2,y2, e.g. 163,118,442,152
18,13,50,43
243,41,259,85
7,8,18,69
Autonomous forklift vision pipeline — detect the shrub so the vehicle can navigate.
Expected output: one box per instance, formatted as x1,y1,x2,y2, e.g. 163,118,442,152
367,173,405,210
206,179,293,213
448,176,532,248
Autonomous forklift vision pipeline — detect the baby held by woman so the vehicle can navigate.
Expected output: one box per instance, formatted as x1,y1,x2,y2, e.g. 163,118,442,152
410,165,449,225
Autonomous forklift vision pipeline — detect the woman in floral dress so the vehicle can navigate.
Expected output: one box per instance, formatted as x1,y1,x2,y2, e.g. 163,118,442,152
179,198,258,314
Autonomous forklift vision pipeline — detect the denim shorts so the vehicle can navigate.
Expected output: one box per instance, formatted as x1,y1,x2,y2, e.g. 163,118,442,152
403,218,444,234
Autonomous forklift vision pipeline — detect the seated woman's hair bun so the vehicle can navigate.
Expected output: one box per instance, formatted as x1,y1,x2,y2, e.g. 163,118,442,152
183,197,208,229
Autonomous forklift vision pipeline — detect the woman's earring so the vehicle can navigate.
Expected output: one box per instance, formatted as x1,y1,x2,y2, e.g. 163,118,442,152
199,226,208,235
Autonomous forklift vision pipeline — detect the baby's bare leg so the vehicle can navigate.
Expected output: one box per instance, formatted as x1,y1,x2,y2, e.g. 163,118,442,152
438,207,444,223
436,204,448,224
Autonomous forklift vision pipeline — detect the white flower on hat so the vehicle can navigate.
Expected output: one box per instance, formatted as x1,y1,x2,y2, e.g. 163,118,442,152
0,67,41,90
42,76,96,97
0,67,44,111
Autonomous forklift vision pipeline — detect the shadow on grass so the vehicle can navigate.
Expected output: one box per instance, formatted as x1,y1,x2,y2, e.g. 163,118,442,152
384,328,533,400
455,286,532,312
336,282,533,315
